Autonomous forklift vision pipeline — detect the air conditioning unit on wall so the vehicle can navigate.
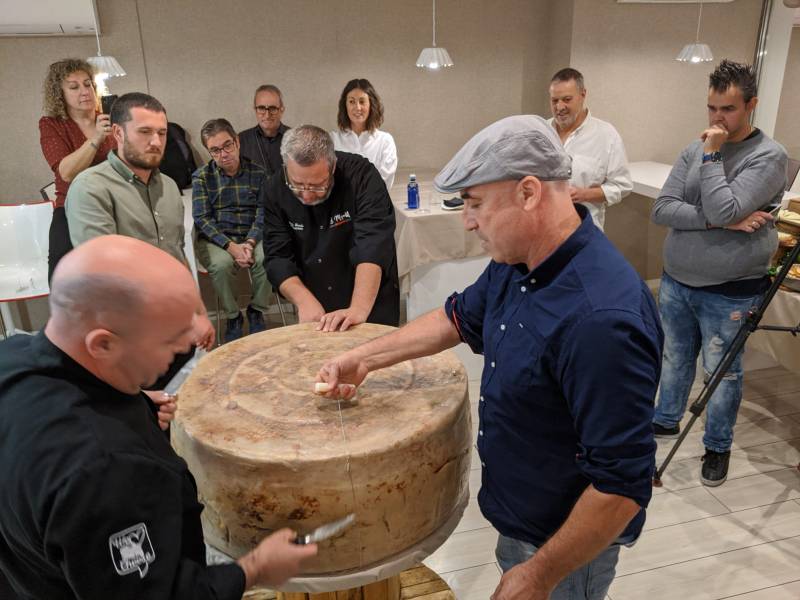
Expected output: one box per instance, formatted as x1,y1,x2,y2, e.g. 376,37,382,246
0,0,98,37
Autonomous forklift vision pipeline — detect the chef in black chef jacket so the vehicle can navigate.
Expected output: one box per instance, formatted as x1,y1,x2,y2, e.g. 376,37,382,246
0,235,316,600
264,124,399,331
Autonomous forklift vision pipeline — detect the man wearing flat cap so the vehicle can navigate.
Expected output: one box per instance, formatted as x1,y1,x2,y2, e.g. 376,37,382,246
316,115,663,600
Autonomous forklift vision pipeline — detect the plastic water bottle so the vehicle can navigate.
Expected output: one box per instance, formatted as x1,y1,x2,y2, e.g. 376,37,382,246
407,174,419,210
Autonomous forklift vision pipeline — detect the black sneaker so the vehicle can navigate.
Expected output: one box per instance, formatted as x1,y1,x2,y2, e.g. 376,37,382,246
224,312,244,343
701,448,731,487
653,422,680,439
246,305,266,334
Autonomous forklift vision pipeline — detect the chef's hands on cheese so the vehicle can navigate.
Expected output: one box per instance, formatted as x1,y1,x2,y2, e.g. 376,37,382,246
297,299,326,324
316,306,369,333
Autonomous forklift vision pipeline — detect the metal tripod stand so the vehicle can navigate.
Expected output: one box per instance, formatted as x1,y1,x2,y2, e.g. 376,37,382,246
653,239,800,486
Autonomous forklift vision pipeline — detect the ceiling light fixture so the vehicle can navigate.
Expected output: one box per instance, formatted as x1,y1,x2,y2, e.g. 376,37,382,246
87,9,126,95
676,0,713,63
416,0,453,70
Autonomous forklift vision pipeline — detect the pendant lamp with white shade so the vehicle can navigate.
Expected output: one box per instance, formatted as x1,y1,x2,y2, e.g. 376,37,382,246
676,0,714,64
87,10,126,95
416,0,453,70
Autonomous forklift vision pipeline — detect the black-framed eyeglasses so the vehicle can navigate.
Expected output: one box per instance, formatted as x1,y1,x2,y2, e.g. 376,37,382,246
208,139,236,157
255,105,282,115
283,164,334,195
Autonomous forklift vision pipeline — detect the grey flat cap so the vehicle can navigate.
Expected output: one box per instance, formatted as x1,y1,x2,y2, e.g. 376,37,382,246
434,115,572,193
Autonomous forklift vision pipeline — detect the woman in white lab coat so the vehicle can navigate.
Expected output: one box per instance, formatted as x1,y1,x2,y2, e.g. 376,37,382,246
330,78,397,190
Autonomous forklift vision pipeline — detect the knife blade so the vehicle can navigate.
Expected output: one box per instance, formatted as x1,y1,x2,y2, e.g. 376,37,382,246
163,348,206,398
293,513,355,545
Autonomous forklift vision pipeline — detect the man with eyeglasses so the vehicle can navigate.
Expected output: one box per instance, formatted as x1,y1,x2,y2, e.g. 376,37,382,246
264,125,399,331
193,118,272,342
239,84,289,178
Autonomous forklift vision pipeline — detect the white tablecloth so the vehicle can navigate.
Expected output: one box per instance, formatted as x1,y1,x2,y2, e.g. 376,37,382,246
389,169,486,294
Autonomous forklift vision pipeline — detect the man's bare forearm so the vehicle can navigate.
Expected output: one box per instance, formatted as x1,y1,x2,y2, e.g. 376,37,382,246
522,485,640,592
350,263,382,316
582,186,607,204
279,276,319,308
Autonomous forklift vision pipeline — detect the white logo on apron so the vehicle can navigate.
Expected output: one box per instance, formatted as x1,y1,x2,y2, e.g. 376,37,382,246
109,522,156,578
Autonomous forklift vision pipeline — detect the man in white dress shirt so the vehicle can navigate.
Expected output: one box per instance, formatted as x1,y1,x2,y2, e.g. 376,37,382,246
548,68,632,230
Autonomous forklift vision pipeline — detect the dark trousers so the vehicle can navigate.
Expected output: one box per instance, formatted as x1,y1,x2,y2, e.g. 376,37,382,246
48,206,73,283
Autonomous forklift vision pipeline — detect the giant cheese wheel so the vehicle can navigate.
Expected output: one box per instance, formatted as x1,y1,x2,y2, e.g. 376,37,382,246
172,323,471,576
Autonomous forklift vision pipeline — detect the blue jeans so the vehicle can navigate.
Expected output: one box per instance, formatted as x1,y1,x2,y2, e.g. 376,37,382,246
495,534,621,600
653,272,761,453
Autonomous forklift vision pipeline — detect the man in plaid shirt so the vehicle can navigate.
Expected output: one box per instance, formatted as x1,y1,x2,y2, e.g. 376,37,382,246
192,118,272,342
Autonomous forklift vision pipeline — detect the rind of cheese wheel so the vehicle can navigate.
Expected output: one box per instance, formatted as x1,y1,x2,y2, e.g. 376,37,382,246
171,323,472,575
778,209,800,226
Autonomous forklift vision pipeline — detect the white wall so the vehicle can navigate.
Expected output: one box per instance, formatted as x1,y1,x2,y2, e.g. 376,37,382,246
570,0,762,165
0,0,553,202
774,27,800,159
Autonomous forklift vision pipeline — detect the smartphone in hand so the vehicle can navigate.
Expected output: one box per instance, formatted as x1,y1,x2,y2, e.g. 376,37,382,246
100,94,118,115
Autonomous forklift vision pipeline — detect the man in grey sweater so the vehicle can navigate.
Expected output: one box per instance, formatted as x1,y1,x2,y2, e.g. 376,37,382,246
651,59,787,487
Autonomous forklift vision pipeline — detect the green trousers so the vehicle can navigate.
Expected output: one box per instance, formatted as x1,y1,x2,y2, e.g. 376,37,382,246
195,238,271,319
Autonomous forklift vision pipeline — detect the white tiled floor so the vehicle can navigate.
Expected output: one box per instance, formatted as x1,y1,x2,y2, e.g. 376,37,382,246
423,365,800,600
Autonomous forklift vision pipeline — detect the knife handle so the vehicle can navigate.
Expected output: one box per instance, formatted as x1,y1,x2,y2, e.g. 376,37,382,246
292,534,310,545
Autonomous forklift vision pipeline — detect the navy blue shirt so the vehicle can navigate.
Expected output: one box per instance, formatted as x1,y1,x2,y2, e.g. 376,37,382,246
445,206,663,547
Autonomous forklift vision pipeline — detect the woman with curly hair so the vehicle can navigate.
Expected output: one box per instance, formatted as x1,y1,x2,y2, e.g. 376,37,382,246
330,78,397,189
39,58,116,280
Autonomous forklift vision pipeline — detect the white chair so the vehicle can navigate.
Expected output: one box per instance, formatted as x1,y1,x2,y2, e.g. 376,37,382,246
0,202,53,338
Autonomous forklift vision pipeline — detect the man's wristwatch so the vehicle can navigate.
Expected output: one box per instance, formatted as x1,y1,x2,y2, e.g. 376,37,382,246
702,151,722,164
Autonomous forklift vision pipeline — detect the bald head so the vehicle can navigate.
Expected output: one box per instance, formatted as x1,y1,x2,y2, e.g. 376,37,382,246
50,235,196,333
46,236,201,394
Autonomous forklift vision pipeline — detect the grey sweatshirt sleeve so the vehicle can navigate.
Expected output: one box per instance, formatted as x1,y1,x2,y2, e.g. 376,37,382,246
651,148,709,231
699,151,787,227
